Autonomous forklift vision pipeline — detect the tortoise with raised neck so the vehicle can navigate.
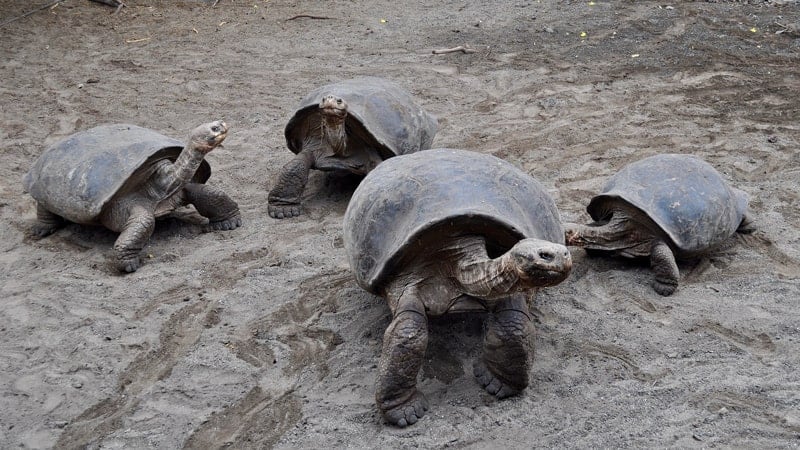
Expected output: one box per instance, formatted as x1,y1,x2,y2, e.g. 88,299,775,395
23,121,241,272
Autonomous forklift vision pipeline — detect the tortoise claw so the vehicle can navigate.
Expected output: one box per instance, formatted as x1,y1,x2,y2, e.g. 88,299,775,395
652,278,677,296
116,256,142,273
381,391,429,427
30,224,60,239
268,204,303,219
208,214,242,231
473,360,522,399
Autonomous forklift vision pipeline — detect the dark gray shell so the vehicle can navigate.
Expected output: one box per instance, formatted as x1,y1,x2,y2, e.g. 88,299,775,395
285,77,438,160
23,124,210,224
343,149,565,294
587,153,748,253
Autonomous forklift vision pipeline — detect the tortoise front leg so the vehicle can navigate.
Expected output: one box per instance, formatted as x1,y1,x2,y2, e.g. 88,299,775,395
31,203,65,238
113,205,155,273
376,287,429,427
474,293,533,399
268,150,314,219
183,183,242,231
650,240,679,296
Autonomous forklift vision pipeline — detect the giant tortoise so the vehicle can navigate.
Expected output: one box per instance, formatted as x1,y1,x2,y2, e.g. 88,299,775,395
23,121,241,272
268,77,438,219
564,153,752,296
343,149,572,427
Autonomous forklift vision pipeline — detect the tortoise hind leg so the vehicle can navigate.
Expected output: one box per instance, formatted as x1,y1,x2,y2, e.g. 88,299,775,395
474,293,533,399
31,203,66,238
736,213,755,234
113,205,155,273
268,150,314,219
376,287,429,427
650,240,679,296
183,183,242,231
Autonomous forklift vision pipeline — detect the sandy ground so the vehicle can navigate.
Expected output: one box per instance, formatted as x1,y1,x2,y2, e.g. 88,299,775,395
1,0,799,448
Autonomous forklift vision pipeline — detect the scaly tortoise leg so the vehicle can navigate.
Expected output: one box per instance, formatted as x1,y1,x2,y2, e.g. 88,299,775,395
376,287,429,427
474,293,534,399
650,240,679,296
268,150,314,219
113,205,155,273
183,182,242,231
31,202,66,238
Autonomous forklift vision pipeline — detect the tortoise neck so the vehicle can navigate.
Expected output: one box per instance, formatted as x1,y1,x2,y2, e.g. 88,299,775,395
454,236,520,299
564,208,645,251
157,145,206,197
321,115,347,156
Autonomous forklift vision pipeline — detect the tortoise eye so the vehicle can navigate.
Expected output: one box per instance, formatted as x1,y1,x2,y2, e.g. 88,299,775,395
211,126,220,133
336,99,343,104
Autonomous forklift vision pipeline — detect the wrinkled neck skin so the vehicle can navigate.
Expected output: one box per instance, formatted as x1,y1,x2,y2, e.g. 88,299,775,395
153,143,208,199
321,113,347,156
453,236,521,299
384,235,527,316
565,206,655,257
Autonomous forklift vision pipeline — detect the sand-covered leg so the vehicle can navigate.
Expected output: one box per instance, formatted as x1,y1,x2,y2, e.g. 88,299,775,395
376,291,429,427
31,202,65,238
268,150,314,219
184,182,242,231
474,293,533,399
650,240,679,296
113,205,155,273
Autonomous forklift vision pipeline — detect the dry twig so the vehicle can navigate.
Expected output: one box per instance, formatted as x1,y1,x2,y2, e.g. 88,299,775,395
432,45,476,55
0,0,63,28
286,14,335,21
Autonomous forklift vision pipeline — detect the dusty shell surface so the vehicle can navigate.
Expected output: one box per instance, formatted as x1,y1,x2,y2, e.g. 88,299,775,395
284,76,438,159
343,148,564,294
23,124,199,224
586,153,748,253
1,1,799,448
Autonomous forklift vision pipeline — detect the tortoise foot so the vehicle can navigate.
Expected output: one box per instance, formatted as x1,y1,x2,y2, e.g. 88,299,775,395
30,223,60,239
208,214,242,231
473,361,522,399
652,279,677,296
381,391,429,427
268,203,303,219
116,256,142,273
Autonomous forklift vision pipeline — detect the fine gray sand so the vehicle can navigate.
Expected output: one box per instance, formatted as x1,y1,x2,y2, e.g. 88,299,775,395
1,0,799,448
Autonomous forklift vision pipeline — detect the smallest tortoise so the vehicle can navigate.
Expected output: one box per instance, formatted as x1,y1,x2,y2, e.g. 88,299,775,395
564,153,752,296
268,77,438,219
23,121,241,272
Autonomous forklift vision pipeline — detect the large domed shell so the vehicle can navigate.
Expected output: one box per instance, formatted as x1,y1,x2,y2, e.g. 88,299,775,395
586,153,748,253
343,149,564,294
23,124,210,225
285,77,438,160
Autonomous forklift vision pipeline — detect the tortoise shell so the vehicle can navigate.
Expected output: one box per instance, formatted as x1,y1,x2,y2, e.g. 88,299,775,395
587,153,748,253
23,124,210,224
284,77,438,163
343,149,564,294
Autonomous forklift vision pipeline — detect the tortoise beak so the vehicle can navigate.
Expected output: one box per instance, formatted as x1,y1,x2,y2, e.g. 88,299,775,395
513,239,572,286
210,121,229,145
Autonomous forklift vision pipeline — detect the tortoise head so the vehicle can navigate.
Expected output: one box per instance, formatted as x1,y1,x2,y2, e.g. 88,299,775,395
188,120,229,154
319,95,348,121
508,238,572,287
